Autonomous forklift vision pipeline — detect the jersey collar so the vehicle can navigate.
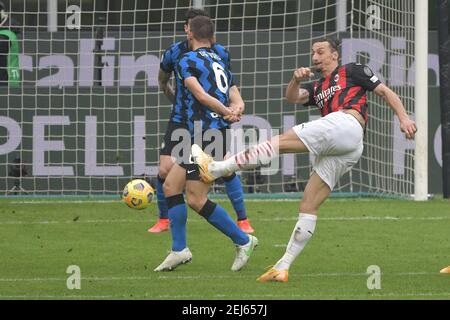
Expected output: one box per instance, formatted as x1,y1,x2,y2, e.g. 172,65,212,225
195,46,212,51
319,65,340,81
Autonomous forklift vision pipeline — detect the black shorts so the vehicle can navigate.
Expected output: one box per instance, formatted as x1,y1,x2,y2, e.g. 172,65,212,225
181,127,231,181
160,121,189,156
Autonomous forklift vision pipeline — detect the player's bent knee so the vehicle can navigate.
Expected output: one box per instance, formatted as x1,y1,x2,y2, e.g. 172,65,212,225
158,164,173,179
158,168,169,180
163,180,181,198
158,156,175,179
186,196,205,213
162,181,171,197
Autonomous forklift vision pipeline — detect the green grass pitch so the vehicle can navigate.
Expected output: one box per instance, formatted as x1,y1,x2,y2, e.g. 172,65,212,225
0,197,449,300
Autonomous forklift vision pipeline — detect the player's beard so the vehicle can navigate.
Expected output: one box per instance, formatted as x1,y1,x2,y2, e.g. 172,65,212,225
312,65,322,74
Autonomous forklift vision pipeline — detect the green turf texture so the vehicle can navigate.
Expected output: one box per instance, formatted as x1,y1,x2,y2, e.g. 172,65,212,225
0,197,449,300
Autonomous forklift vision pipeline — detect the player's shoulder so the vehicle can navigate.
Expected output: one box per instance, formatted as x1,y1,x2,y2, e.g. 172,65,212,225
170,40,188,49
181,50,199,60
344,62,372,71
165,40,189,54
212,43,230,57
212,42,228,52
178,50,199,65
340,62,358,70
346,62,377,77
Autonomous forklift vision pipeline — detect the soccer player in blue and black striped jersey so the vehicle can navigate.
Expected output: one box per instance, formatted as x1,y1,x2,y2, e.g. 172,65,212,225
149,8,254,234
154,15,257,272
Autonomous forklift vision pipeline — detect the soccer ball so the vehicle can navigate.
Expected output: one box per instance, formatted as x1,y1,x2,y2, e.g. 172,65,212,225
122,179,154,210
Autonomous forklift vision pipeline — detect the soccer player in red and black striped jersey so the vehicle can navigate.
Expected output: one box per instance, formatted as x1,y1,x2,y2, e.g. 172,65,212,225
192,37,417,282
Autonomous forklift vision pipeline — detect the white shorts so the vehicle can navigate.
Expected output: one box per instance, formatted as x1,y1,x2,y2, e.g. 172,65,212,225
292,111,364,190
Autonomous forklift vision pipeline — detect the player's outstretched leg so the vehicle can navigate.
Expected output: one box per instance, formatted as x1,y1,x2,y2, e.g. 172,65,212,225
192,141,278,184
222,173,254,234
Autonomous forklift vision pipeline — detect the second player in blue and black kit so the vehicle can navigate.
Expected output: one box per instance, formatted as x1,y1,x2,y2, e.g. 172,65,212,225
150,8,254,234
160,39,231,128
177,46,233,134
154,14,257,272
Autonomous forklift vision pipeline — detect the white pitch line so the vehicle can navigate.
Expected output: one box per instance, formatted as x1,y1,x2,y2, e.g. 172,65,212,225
8,200,123,204
0,291,449,299
0,215,449,226
0,271,440,282
0,294,117,299
320,216,450,221
0,219,149,225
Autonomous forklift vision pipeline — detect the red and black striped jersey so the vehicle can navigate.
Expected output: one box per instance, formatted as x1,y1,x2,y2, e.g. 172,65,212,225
302,63,381,122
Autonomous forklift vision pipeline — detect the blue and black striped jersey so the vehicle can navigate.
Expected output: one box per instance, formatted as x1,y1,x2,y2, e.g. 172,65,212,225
177,47,234,133
159,40,232,125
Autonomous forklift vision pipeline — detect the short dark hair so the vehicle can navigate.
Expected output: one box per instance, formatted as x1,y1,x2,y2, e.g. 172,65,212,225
189,15,214,41
312,37,340,54
184,8,210,25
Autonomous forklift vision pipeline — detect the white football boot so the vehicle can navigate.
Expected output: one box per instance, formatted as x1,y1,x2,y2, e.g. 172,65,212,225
231,235,258,271
154,248,192,272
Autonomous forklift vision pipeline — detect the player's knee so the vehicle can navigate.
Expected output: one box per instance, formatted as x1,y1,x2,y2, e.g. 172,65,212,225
158,157,174,179
163,179,179,197
158,164,172,179
162,181,171,197
158,169,169,180
186,195,204,213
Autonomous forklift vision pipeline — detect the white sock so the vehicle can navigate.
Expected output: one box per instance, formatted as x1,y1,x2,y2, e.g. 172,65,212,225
274,213,317,271
212,140,278,176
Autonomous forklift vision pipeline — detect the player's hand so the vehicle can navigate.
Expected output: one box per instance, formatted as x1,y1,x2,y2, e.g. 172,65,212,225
224,114,240,123
223,110,240,123
400,118,417,140
229,103,243,114
225,114,241,122
293,67,315,83
229,103,244,120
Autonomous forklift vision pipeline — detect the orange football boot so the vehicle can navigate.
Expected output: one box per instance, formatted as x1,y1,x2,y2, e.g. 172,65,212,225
148,218,169,233
237,219,255,234
257,268,289,283
191,144,217,184
440,266,450,274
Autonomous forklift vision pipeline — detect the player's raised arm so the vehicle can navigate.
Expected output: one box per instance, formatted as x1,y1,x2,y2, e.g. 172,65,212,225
285,67,314,105
373,83,417,140
184,76,234,119
158,69,175,104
